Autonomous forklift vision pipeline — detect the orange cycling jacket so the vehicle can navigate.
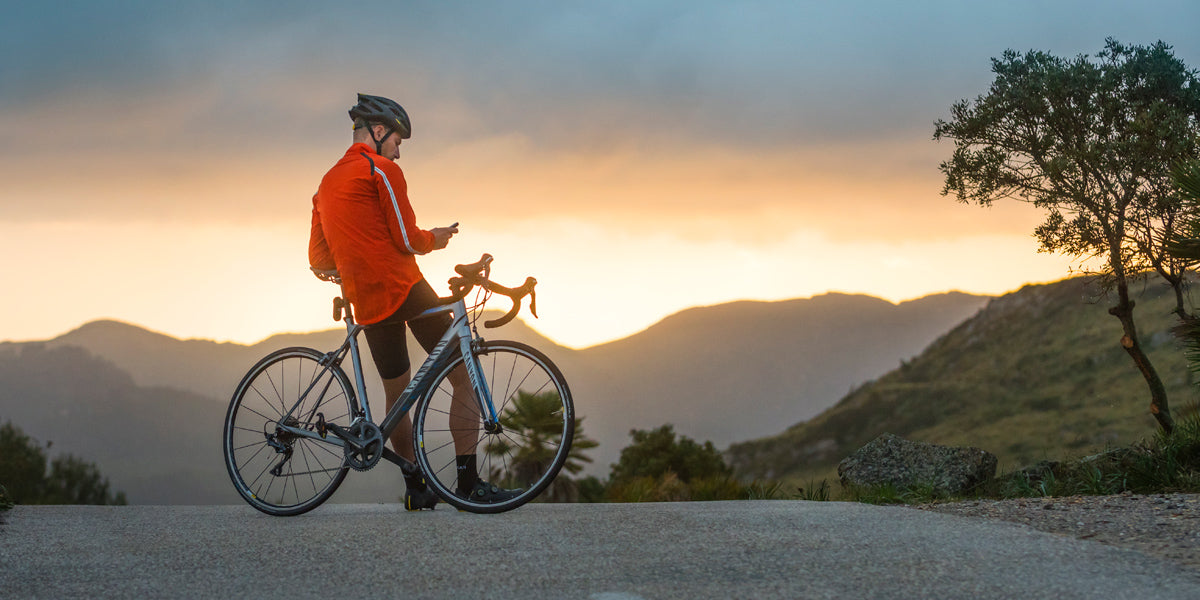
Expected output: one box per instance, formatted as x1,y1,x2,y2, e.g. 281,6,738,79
308,143,436,325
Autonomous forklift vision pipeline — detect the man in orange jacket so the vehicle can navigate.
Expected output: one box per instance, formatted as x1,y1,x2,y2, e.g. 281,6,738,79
309,93,514,509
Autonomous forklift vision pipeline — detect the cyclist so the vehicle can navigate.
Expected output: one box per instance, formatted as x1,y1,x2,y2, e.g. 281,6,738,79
308,93,518,509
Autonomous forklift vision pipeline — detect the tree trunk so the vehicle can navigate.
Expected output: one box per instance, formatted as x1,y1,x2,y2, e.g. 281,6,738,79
1109,281,1176,434
1165,273,1193,321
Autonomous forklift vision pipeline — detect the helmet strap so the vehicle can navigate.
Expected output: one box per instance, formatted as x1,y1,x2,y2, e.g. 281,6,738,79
368,124,387,155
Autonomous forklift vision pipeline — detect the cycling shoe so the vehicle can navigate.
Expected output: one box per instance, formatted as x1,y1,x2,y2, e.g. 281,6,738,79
405,486,438,511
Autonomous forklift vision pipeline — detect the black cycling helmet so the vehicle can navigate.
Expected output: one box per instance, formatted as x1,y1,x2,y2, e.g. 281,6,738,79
349,93,411,153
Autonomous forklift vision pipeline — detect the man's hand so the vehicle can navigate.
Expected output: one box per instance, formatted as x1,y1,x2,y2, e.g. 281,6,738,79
430,224,459,250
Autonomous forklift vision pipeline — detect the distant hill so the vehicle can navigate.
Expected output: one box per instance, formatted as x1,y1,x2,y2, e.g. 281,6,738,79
39,317,568,403
727,277,1199,485
0,344,231,504
571,292,992,463
0,291,989,502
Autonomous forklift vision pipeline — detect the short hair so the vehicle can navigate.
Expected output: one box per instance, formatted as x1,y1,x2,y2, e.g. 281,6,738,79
353,118,385,130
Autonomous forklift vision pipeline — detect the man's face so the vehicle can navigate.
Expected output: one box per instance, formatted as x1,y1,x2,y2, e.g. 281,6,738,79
376,125,403,160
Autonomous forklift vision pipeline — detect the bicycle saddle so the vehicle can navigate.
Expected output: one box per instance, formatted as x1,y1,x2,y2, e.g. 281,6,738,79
311,267,342,284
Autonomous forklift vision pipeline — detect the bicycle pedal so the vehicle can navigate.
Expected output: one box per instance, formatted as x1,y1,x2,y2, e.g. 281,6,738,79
316,412,327,438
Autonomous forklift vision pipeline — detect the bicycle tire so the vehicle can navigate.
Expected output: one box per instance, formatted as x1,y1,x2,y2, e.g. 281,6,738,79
223,347,355,516
412,340,574,513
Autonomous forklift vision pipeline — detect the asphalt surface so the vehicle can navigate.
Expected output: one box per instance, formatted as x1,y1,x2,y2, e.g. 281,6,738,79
2,501,1198,599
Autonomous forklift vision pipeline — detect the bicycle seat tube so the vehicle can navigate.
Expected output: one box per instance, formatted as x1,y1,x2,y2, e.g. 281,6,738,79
337,300,372,424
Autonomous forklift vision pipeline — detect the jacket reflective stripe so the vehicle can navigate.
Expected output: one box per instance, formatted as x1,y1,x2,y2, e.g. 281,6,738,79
372,164,425,256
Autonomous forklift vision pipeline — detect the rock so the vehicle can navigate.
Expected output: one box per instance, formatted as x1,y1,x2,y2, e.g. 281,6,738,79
837,433,997,496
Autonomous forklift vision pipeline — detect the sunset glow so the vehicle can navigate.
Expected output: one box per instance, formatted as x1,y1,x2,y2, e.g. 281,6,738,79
2,1,1195,348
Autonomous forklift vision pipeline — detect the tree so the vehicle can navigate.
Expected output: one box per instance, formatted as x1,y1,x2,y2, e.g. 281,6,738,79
934,39,1200,433
42,455,127,505
0,421,47,503
609,424,731,485
0,421,126,505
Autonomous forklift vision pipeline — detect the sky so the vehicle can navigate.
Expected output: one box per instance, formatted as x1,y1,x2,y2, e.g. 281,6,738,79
2,1,1198,349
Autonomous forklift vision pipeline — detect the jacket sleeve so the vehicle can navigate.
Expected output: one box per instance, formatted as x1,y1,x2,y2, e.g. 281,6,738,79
372,161,435,255
308,193,337,270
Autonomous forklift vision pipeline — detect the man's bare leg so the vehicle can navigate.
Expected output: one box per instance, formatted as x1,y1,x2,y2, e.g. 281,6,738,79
382,366,475,460
446,365,478,455
381,371,415,462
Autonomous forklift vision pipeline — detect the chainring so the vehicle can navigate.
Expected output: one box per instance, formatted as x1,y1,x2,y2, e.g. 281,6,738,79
343,421,384,472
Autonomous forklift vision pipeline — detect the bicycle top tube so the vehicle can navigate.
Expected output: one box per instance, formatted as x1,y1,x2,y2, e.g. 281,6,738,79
411,301,457,322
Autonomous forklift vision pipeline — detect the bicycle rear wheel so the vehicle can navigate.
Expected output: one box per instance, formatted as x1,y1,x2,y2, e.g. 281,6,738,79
413,340,574,513
223,347,355,516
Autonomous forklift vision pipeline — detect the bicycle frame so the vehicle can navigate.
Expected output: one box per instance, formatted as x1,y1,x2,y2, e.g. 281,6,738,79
271,297,499,462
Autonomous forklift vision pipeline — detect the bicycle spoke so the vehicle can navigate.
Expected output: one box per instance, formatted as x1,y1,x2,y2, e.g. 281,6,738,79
262,368,287,417
246,388,285,422
296,440,321,494
232,439,267,453
248,452,275,492
238,401,281,426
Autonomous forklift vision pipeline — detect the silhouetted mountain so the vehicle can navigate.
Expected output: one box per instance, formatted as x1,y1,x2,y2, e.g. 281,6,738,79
40,316,566,405
0,344,230,504
572,292,991,466
0,291,988,502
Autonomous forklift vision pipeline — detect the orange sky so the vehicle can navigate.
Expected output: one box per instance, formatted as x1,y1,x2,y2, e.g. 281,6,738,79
1,2,1193,348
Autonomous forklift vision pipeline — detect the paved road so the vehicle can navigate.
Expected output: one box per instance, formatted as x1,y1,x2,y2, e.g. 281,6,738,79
2,501,1198,599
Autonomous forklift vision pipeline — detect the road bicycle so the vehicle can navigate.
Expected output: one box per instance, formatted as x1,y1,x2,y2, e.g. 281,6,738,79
222,254,574,515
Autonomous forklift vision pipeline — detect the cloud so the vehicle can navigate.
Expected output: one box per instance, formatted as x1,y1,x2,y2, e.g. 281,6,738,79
2,0,1198,230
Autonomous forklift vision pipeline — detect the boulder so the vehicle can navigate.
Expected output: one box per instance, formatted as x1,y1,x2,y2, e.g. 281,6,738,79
837,433,997,496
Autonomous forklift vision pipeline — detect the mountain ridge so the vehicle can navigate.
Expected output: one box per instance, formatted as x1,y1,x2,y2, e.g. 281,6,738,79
0,289,991,501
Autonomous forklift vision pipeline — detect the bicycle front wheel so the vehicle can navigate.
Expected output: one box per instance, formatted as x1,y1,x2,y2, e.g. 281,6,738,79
223,347,355,516
413,340,574,513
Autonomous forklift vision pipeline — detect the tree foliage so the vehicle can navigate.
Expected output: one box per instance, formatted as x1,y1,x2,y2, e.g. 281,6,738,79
0,421,126,506
934,39,1200,433
609,424,732,485
1167,160,1200,259
1167,160,1200,374
935,39,1200,284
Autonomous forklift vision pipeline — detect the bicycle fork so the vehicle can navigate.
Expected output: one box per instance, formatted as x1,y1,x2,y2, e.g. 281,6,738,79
463,337,502,431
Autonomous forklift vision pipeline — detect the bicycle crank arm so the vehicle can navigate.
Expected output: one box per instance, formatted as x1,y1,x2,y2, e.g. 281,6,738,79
380,447,419,472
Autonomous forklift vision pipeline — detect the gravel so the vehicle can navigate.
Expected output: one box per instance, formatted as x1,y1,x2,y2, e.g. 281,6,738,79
911,492,1200,571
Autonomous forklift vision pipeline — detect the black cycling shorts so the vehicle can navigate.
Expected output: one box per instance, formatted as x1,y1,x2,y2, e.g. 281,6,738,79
363,278,452,379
